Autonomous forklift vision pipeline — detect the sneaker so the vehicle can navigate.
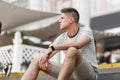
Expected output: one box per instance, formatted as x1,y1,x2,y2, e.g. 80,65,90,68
4,65,12,77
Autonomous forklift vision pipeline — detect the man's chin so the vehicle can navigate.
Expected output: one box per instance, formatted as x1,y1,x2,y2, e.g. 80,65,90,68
60,27,65,30
60,27,63,30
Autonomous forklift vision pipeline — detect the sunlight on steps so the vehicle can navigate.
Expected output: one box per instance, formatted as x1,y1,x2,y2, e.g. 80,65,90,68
0,71,45,78
98,63,120,69
98,63,120,80
0,71,56,80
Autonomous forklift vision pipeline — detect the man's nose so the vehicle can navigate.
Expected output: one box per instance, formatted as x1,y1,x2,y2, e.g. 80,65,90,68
58,19,61,23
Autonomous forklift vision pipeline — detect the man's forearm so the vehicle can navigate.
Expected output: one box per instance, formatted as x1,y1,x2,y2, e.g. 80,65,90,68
48,50,58,59
53,42,81,51
53,35,90,50
46,47,58,59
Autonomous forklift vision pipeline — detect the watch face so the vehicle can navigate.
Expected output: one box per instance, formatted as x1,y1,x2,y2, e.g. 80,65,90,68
51,46,55,51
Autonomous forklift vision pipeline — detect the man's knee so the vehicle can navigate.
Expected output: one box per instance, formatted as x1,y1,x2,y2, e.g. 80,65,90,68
66,47,82,62
66,47,78,57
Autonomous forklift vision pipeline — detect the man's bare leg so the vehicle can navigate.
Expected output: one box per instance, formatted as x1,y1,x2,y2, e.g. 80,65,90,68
58,47,82,80
21,59,40,80
21,59,59,80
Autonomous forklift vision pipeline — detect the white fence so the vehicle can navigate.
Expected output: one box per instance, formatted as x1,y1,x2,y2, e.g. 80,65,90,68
0,44,47,72
0,45,13,65
0,31,61,72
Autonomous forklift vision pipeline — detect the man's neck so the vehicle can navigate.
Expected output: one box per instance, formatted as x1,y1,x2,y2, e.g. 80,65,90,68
67,24,79,38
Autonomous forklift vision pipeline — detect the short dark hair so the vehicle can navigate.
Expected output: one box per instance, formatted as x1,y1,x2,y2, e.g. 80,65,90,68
0,21,2,33
61,7,80,23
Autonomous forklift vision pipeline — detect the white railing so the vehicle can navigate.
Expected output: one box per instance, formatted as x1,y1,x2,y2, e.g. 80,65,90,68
0,44,47,72
0,45,13,65
22,44,46,62
0,31,60,72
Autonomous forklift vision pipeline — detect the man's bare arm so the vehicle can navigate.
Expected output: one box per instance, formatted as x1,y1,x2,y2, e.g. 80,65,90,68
53,34,90,50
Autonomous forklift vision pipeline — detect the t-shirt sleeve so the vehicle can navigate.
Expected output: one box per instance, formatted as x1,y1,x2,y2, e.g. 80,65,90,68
52,33,65,45
80,27,94,42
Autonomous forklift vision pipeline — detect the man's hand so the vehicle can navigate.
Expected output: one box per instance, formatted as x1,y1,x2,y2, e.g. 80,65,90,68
39,48,52,70
39,53,49,70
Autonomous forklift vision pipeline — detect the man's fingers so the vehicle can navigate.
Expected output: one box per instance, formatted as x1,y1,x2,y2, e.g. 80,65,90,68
38,53,50,70
39,58,48,70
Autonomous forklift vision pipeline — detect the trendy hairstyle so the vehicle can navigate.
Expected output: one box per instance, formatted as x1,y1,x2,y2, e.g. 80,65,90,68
0,21,2,33
61,7,80,23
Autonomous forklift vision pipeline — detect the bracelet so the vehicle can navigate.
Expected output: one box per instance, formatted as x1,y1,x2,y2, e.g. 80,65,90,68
50,45,55,51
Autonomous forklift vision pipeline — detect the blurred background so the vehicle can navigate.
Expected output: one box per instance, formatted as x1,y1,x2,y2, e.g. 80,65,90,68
0,0,120,71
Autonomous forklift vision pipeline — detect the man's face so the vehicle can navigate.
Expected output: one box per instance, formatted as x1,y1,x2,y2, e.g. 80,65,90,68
59,13,71,30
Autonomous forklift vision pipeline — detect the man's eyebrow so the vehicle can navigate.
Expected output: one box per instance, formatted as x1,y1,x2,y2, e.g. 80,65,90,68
60,16,64,19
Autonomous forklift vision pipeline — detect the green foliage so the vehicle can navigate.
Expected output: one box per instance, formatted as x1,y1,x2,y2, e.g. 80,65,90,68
21,60,31,69
22,39,34,46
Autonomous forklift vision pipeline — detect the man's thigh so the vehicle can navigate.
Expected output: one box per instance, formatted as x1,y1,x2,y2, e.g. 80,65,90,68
48,61,61,78
72,57,97,80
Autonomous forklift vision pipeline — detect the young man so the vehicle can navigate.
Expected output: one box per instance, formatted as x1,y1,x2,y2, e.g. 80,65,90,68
21,7,98,80
0,21,12,77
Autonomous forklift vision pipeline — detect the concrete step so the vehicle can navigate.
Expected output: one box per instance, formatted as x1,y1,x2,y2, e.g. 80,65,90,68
98,72,120,80
1,72,120,80
0,74,56,80
1,64,120,80
98,68,120,80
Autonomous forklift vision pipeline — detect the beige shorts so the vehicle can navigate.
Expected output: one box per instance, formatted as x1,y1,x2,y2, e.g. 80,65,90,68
48,58,97,80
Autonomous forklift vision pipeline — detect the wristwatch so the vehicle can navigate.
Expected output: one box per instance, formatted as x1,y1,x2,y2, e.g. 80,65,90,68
49,45,55,51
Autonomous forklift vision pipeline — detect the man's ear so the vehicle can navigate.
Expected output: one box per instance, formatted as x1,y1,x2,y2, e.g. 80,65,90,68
69,17,74,23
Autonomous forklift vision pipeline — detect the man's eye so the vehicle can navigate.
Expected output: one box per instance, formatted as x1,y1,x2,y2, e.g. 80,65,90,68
61,17,64,19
